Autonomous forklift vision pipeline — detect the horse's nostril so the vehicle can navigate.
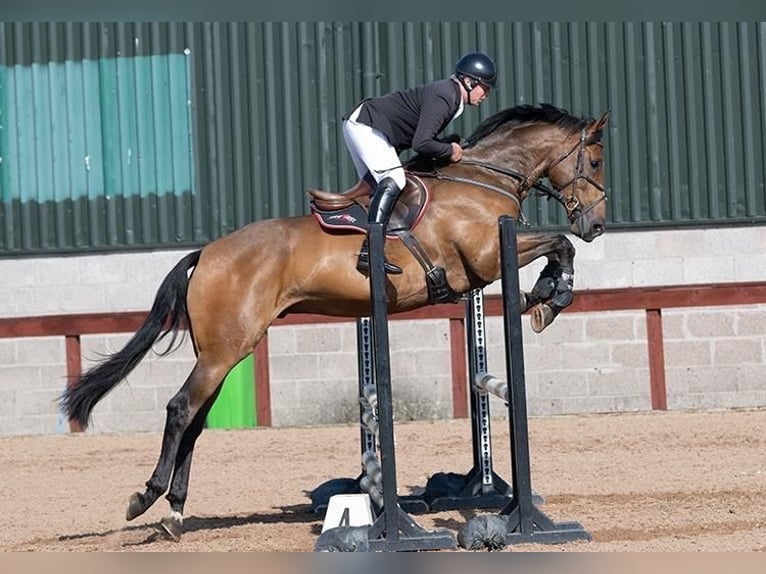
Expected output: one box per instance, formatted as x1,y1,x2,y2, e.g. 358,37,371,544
593,224,604,235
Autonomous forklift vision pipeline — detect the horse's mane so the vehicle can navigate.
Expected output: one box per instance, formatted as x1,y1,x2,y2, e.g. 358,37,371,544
463,103,590,148
405,103,593,170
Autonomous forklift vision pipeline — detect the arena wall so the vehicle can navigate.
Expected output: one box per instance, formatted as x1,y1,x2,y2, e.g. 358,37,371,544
1,225,764,436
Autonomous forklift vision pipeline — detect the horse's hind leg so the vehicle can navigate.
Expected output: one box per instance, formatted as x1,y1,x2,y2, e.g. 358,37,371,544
158,392,220,540
125,358,227,523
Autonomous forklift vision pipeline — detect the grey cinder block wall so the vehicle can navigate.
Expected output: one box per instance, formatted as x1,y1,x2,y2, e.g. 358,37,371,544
1,226,765,436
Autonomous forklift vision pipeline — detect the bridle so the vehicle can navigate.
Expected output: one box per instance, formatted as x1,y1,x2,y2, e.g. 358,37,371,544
441,126,608,226
542,127,608,222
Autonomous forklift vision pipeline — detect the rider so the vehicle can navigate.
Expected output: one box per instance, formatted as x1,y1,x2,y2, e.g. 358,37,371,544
342,51,497,274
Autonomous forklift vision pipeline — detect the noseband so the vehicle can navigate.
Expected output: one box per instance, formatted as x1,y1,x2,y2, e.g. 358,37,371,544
459,126,608,225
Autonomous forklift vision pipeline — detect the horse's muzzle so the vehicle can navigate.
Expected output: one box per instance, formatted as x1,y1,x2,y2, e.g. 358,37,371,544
571,216,605,242
586,222,606,241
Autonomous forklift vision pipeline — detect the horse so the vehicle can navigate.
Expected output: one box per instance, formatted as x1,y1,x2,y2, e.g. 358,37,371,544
60,103,610,540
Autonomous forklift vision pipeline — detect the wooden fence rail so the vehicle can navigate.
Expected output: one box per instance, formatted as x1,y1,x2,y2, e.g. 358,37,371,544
2,282,765,432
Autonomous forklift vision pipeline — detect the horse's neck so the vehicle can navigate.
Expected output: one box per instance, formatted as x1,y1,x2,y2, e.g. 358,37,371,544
464,124,560,176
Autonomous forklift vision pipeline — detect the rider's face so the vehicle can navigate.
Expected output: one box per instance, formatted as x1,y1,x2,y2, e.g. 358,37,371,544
469,83,491,106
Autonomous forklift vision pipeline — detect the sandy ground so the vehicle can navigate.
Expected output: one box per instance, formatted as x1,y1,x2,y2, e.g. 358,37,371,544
1,408,764,552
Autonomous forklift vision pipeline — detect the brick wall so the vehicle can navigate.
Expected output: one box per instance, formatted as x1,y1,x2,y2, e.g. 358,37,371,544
1,225,764,435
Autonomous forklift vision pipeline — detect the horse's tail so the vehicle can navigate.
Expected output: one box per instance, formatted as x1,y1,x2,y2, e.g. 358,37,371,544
60,250,202,430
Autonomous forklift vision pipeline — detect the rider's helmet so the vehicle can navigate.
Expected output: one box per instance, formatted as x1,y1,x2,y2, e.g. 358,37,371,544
454,52,497,89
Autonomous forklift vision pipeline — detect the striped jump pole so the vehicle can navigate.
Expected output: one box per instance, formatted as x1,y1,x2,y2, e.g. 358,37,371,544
474,372,509,401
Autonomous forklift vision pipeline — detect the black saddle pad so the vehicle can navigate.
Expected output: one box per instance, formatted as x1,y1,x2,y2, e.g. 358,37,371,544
311,202,371,235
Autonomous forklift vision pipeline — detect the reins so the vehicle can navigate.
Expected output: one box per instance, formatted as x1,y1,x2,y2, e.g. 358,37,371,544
425,170,530,224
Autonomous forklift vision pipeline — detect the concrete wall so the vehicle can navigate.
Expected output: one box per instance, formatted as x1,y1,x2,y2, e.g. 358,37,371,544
1,225,765,435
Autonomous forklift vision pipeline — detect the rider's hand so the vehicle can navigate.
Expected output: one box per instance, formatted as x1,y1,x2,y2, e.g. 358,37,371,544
449,142,463,163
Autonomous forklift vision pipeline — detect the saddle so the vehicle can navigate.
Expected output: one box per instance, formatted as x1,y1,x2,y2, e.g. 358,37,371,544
309,174,429,238
308,174,461,304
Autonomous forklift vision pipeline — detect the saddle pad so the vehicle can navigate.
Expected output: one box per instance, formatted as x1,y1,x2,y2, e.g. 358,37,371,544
311,202,372,236
310,175,429,239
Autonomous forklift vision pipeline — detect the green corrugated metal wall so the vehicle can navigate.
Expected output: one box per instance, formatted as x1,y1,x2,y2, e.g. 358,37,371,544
1,22,764,255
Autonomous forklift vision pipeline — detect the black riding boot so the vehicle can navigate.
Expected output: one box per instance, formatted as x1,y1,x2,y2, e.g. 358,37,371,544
357,177,403,275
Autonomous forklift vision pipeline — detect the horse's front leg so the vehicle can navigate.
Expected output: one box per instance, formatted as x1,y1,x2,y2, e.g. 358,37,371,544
516,233,576,333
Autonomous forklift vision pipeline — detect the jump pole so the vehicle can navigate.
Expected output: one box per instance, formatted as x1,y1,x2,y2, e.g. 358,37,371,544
364,222,456,551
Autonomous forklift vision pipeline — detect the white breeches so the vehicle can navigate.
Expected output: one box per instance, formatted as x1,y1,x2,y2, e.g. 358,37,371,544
342,104,407,189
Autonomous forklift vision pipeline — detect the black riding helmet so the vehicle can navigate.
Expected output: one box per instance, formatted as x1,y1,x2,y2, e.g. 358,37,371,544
454,52,497,90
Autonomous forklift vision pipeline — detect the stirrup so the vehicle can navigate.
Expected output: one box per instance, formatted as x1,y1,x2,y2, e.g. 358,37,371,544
357,251,403,275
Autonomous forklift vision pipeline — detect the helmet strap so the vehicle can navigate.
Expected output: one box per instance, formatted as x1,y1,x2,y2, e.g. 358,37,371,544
457,74,475,93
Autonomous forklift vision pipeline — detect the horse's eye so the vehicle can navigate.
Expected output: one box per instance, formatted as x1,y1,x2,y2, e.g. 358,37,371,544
590,159,601,169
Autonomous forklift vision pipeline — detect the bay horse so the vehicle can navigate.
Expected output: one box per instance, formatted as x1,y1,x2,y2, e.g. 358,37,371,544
60,103,610,540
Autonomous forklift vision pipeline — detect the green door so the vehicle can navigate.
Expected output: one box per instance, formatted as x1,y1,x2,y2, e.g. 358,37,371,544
206,353,257,429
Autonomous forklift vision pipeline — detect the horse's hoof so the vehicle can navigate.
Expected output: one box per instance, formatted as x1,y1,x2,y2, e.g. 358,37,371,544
126,492,145,521
519,291,531,314
531,304,554,333
160,511,184,542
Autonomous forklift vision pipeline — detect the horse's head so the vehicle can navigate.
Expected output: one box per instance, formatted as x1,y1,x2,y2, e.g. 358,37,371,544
545,111,610,242
461,104,611,243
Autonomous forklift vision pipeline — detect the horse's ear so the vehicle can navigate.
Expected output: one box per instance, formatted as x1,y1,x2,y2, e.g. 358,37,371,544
590,111,610,133
586,110,610,143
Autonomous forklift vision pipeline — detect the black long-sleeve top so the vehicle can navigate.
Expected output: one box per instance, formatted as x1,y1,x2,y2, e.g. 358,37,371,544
345,78,463,159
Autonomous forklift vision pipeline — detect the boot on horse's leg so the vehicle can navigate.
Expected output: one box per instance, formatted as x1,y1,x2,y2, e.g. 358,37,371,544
357,176,403,275
530,264,575,333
